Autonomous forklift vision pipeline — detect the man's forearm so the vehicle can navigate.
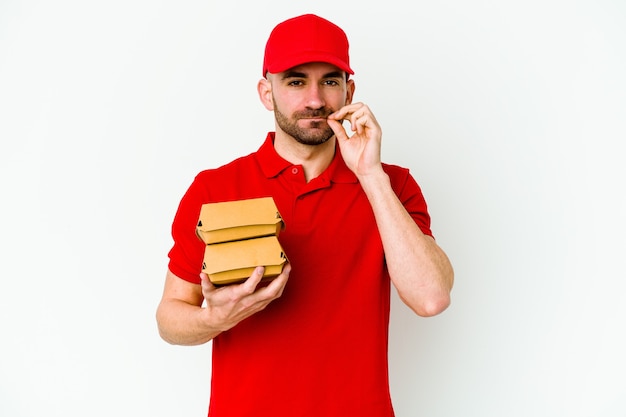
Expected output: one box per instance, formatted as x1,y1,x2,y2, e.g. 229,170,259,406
156,299,222,346
359,169,454,316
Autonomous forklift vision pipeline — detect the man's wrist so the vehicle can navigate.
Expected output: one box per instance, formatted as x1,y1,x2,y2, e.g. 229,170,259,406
357,168,390,195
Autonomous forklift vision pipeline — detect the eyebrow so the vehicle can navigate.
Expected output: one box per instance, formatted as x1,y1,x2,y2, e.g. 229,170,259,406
281,70,344,80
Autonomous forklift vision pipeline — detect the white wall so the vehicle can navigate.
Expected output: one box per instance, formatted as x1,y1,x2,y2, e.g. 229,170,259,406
1,1,624,416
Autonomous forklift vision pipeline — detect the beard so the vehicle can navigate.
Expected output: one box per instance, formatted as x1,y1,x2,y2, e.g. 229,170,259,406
273,102,336,146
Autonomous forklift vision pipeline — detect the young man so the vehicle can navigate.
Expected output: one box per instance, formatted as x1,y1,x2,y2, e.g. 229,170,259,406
156,13,454,417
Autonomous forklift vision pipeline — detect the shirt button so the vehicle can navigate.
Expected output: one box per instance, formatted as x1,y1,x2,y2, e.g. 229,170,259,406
291,167,299,174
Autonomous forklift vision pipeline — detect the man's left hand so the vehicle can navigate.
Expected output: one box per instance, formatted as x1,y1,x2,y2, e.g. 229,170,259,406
327,102,383,177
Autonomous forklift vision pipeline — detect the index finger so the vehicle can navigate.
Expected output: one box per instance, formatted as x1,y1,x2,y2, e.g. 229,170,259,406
329,102,364,121
238,266,266,296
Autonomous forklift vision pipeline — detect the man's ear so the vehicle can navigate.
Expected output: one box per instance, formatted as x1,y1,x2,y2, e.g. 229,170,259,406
345,78,356,105
257,78,274,111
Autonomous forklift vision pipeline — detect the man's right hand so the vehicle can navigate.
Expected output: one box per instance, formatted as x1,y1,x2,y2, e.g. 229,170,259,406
156,264,290,345
200,263,291,332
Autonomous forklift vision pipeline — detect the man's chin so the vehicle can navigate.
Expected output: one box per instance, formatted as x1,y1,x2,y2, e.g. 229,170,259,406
293,133,333,146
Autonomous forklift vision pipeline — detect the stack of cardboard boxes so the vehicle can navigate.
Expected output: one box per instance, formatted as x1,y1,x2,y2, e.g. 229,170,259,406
196,197,288,285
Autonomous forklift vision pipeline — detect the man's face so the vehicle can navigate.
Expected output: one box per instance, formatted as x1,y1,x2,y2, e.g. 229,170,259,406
267,62,354,146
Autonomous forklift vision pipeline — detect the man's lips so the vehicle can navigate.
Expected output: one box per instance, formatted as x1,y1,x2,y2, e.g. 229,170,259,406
296,111,331,120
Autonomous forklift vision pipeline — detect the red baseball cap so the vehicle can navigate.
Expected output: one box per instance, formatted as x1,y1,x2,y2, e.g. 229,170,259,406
262,14,354,77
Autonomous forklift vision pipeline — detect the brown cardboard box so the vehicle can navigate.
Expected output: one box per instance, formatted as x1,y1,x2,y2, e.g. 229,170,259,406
196,197,285,244
202,236,287,285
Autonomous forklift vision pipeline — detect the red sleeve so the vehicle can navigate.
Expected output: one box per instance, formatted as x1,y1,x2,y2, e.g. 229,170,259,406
167,173,210,284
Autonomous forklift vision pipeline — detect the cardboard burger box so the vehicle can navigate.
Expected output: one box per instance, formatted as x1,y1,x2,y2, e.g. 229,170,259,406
196,197,285,244
202,235,288,285
196,197,287,285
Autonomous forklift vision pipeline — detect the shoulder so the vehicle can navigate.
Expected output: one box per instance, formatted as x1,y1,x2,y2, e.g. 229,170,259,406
184,149,269,204
195,152,258,182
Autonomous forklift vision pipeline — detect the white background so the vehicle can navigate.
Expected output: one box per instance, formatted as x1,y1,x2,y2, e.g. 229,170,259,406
1,1,625,416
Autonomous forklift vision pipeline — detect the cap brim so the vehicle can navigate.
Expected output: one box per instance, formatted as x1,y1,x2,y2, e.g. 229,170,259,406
265,52,354,76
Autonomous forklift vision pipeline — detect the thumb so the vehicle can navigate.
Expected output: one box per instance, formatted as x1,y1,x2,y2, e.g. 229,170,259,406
200,272,216,292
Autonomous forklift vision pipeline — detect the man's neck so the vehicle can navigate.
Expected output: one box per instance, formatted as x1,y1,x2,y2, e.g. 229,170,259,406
273,133,336,182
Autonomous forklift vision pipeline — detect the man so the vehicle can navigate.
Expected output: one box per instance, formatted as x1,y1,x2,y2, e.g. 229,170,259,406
156,13,454,417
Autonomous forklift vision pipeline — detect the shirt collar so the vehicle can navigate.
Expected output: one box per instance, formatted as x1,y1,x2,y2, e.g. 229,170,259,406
256,132,358,184
256,132,292,178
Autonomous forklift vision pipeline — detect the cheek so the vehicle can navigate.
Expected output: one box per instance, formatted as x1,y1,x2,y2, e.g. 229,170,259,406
344,90,353,105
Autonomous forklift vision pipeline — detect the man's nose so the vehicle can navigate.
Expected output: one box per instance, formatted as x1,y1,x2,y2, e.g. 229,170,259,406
305,84,325,108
